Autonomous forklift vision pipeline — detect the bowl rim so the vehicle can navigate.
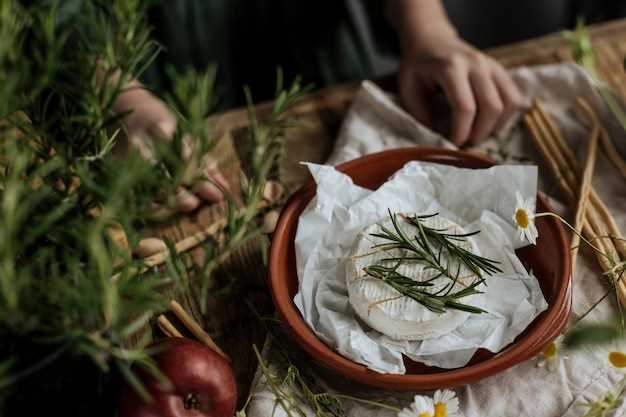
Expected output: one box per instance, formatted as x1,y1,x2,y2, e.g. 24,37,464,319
268,147,571,390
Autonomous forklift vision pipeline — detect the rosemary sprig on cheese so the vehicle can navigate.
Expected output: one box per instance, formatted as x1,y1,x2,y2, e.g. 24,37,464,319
363,262,487,314
403,213,503,277
362,210,501,314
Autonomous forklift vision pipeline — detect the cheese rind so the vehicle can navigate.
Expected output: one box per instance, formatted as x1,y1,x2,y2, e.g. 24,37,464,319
346,214,485,340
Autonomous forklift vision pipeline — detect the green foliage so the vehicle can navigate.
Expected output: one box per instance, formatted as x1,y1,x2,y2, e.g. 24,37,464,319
565,18,626,133
362,211,498,314
245,321,401,417
194,70,310,311
578,375,625,417
564,323,622,349
565,18,596,75
0,1,307,415
0,1,176,413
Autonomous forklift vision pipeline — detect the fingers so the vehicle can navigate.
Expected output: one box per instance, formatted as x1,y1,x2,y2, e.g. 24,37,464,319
115,87,231,214
194,155,230,203
436,60,476,145
176,187,200,213
195,169,230,203
438,57,524,145
194,181,224,202
468,65,503,143
133,237,167,258
401,46,525,146
175,166,230,213
491,65,526,134
148,118,177,140
399,65,433,127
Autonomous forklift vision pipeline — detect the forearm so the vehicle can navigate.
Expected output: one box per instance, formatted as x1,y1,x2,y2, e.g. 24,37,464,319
388,0,457,52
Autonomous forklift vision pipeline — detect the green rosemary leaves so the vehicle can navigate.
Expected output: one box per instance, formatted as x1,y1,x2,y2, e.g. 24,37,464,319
362,210,501,314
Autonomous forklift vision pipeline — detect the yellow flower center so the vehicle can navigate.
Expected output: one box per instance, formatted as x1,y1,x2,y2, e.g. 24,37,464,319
609,351,626,368
418,413,433,417
434,402,447,417
515,208,529,229
542,342,557,359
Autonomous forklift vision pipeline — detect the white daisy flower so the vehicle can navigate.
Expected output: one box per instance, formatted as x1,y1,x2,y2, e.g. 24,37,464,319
398,390,462,417
513,190,538,245
536,335,567,371
609,351,626,368
433,389,462,417
398,394,434,417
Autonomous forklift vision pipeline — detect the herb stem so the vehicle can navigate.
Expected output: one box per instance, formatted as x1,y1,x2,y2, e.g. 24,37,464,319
331,394,402,412
362,210,500,314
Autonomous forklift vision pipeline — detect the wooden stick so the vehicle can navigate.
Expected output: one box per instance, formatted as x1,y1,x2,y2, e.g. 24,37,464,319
157,314,183,338
169,300,231,362
570,98,601,271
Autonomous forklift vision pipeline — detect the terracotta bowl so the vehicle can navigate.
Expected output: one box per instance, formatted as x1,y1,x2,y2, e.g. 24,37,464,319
269,147,571,390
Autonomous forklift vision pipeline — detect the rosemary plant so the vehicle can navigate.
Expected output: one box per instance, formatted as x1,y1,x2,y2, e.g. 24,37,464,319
194,71,310,312
363,210,502,314
0,1,306,415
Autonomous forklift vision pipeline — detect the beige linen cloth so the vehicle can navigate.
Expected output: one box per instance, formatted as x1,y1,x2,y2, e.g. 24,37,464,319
247,64,626,417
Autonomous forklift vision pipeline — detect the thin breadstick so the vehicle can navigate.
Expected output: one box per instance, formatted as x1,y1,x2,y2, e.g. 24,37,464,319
523,114,575,200
575,98,626,258
524,106,626,303
525,113,611,263
143,218,228,268
169,300,231,362
157,314,184,338
142,201,268,269
111,202,267,283
599,128,626,178
533,99,624,257
532,104,619,256
533,100,578,167
570,99,601,270
527,104,611,248
524,113,615,272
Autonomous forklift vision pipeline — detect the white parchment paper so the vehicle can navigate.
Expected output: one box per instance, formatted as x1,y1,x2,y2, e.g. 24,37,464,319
249,64,626,417
293,161,548,373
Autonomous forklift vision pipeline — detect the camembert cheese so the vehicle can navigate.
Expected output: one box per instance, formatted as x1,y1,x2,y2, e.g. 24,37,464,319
346,214,484,340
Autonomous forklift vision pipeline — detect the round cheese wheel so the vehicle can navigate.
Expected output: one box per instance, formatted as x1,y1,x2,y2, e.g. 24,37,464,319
346,214,484,341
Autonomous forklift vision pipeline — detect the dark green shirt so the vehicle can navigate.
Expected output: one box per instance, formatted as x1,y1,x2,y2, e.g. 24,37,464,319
49,0,626,111
143,1,375,110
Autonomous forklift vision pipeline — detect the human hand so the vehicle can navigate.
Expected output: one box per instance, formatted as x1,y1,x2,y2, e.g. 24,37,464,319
113,80,229,213
397,28,525,146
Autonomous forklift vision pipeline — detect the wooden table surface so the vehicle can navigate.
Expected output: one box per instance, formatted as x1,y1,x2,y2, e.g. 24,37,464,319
147,18,626,403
